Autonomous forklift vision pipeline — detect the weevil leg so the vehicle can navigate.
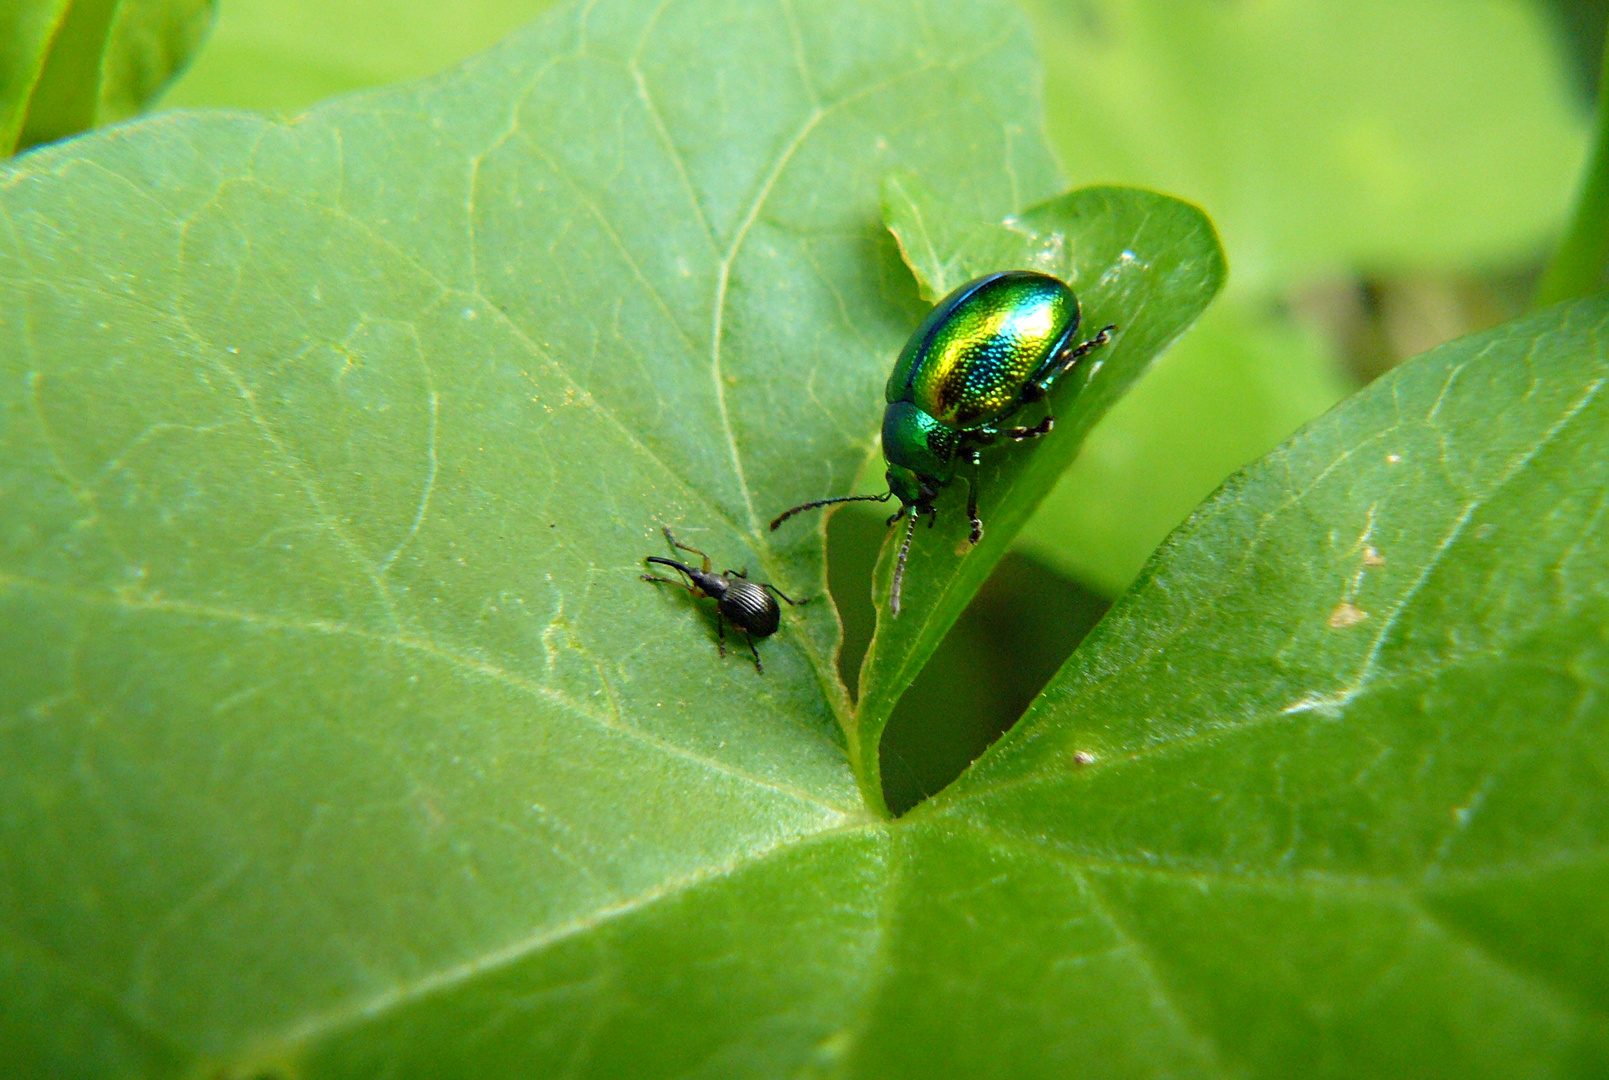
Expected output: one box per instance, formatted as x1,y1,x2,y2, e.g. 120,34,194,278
746,633,764,674
885,508,905,528
716,612,726,658
925,503,939,529
641,573,698,594
761,583,808,606
663,526,714,574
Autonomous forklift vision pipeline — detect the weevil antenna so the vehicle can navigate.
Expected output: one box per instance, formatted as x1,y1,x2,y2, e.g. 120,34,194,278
644,556,697,583
770,491,892,531
890,507,918,617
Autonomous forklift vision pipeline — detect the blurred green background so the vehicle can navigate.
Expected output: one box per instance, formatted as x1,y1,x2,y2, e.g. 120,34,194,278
152,0,1602,812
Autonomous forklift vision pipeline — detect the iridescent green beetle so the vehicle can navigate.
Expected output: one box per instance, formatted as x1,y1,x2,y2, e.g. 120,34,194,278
771,270,1114,614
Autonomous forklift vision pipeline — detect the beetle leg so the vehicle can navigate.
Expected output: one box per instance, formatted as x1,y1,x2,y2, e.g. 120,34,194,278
1039,324,1116,391
761,583,808,606
641,573,699,594
965,472,983,545
1006,415,1055,441
663,527,715,574
716,612,726,658
925,503,939,529
885,507,905,528
746,633,764,674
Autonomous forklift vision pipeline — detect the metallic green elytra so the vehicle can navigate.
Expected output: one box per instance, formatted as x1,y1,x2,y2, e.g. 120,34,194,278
771,270,1115,614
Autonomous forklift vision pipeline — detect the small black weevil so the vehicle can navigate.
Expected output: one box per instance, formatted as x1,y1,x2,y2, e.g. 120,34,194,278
641,527,805,673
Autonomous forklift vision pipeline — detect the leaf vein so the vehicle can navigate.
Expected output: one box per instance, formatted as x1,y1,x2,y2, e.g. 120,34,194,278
0,570,857,816
258,822,883,1053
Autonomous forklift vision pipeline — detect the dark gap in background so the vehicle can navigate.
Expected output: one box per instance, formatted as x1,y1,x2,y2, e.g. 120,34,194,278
1293,265,1543,387
827,507,1109,817
1545,0,1609,101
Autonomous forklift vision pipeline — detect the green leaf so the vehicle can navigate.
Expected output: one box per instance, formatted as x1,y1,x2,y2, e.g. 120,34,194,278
1017,0,1588,293
915,295,1609,1076
98,0,217,125
0,1,71,153
2,0,1075,1069
8,0,115,153
161,0,556,113
1016,296,1352,595
12,0,1596,1073
0,0,213,156
852,176,1225,805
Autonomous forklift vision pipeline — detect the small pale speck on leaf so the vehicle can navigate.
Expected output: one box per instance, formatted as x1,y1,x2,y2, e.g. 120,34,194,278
1387,453,1403,463
816,1028,855,1061
1362,546,1385,567
1328,602,1369,629
1072,750,1096,766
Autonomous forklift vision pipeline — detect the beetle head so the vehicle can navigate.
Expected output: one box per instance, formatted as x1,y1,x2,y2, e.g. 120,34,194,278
885,464,937,510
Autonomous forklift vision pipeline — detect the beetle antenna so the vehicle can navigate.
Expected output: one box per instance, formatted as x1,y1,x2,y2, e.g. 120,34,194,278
770,491,892,530
890,508,918,616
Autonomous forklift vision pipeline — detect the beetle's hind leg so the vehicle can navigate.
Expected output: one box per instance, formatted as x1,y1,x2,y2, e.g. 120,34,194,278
1067,324,1117,365
761,583,808,606
716,612,727,658
1006,415,1054,441
1037,324,1116,393
746,633,764,674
